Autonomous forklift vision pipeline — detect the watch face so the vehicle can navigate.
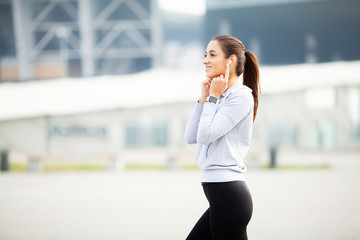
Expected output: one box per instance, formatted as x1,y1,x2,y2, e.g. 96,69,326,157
209,96,218,104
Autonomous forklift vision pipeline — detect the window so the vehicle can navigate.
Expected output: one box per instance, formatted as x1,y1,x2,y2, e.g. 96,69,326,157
348,87,360,142
307,121,336,150
125,119,168,147
268,122,298,147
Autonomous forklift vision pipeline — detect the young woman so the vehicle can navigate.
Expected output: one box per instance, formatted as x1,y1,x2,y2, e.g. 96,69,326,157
184,35,260,240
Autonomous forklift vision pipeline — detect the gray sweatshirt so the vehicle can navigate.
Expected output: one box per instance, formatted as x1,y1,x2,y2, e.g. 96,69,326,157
184,84,254,182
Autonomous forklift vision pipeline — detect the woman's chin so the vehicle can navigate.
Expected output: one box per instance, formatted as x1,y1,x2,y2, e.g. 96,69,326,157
205,72,215,79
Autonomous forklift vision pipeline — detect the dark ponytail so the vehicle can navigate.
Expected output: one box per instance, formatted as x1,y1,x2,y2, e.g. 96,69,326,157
212,35,261,123
243,50,260,122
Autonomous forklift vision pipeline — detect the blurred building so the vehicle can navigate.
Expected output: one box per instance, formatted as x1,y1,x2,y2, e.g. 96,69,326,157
205,0,360,65
160,10,204,70
0,62,359,169
0,0,161,81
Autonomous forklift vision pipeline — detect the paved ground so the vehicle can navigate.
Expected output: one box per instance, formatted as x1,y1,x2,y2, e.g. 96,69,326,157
0,156,360,240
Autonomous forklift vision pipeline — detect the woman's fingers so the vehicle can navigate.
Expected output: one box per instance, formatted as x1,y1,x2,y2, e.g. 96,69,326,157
210,75,228,97
212,75,225,82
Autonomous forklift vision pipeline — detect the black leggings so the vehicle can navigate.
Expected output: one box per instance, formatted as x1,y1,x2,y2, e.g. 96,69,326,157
186,181,253,240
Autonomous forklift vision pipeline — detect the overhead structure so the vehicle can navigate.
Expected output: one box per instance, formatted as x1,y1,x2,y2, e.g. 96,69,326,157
11,0,161,81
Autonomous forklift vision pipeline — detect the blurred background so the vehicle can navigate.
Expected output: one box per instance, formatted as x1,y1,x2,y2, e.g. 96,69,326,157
0,0,358,170
0,0,360,239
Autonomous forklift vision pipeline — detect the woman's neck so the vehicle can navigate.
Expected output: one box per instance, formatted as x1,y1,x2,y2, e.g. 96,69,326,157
226,74,240,92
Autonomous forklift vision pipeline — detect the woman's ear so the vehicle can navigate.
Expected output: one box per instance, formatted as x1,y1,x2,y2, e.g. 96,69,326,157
230,54,237,65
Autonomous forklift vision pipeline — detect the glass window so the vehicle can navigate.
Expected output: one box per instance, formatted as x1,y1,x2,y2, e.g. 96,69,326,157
307,121,336,150
125,119,168,147
268,122,298,147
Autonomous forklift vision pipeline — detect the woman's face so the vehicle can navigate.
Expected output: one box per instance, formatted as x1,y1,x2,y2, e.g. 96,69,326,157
203,40,228,79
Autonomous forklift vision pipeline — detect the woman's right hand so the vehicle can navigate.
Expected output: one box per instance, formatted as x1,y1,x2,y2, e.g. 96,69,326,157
198,79,211,104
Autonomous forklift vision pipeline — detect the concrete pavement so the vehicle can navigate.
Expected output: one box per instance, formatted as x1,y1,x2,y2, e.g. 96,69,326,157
0,158,359,240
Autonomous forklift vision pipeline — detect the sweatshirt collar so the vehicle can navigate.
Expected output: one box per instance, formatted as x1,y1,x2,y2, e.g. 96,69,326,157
221,84,252,98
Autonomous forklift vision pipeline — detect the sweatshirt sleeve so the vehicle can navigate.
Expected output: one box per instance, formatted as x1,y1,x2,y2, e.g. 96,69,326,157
184,102,204,144
196,93,253,145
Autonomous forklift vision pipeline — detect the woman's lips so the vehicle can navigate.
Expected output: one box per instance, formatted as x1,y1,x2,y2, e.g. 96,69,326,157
205,66,212,71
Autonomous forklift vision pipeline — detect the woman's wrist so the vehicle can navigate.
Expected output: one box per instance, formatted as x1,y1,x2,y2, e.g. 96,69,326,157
198,96,207,104
209,92,221,99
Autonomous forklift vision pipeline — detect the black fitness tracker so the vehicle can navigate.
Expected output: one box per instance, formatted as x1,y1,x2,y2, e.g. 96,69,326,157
208,96,218,104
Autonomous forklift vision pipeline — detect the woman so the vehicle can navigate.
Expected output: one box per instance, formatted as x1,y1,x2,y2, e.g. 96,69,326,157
184,35,260,240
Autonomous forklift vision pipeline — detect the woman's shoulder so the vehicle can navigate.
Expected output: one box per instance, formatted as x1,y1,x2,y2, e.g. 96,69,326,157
229,85,253,99
224,85,254,108
222,85,254,115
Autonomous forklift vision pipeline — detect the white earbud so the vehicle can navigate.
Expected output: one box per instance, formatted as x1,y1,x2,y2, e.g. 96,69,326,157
227,60,232,65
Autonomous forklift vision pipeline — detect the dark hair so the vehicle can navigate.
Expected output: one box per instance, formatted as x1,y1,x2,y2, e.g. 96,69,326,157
212,35,261,122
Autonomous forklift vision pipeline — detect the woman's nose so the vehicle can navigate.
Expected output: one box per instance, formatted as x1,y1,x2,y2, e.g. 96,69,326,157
203,57,209,64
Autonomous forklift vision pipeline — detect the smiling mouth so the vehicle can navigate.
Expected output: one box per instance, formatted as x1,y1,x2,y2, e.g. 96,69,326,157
205,66,212,71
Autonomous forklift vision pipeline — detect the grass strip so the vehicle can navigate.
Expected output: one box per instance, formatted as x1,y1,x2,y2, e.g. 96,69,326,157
263,163,331,170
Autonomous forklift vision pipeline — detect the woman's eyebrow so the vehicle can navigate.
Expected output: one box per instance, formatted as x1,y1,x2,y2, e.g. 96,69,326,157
205,50,216,53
